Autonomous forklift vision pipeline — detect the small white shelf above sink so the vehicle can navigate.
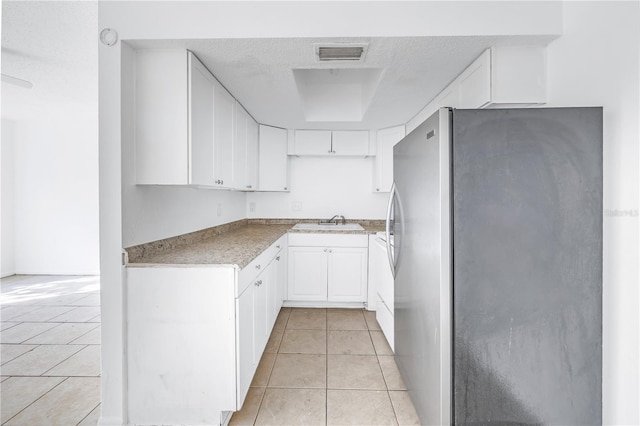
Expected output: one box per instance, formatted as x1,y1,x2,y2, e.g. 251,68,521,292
292,223,364,231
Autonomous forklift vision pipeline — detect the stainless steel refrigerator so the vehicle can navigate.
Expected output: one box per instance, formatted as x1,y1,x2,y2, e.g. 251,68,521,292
386,107,602,425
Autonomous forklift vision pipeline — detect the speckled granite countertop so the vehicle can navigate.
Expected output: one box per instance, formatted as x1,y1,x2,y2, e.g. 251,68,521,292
126,219,385,268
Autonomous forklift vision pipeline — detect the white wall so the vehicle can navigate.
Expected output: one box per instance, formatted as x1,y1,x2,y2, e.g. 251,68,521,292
248,156,387,220
10,118,100,275
546,2,639,424
1,120,16,277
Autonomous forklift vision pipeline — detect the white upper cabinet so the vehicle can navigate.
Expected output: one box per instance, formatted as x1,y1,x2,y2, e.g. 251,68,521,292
372,125,405,193
459,50,492,109
406,46,547,133
135,49,189,185
212,80,236,188
234,102,259,191
489,46,546,105
292,130,332,155
246,118,259,191
189,52,216,186
258,125,289,192
459,46,546,108
331,131,370,155
290,130,371,156
134,49,250,189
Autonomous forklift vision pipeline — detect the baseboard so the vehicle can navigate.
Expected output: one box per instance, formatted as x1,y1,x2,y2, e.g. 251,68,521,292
283,300,366,309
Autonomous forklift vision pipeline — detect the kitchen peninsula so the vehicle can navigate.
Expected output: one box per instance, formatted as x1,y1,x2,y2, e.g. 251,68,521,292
124,218,383,425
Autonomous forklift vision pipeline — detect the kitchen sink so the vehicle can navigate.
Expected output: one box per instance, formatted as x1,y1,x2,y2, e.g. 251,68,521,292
292,223,364,231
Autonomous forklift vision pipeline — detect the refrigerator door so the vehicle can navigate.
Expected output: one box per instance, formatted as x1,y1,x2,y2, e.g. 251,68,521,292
452,108,602,424
394,108,452,426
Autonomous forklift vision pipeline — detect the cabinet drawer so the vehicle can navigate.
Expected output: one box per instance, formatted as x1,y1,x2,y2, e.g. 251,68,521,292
288,233,367,248
376,295,394,352
238,239,284,296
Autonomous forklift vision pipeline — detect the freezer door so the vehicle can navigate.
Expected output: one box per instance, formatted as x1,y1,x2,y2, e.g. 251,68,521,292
393,108,452,426
452,108,602,424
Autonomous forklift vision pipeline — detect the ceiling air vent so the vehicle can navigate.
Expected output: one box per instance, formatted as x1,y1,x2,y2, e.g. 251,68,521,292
315,43,368,62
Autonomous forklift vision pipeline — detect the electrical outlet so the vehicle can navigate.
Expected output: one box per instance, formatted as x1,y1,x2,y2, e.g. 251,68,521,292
292,201,302,211
217,203,222,217
249,202,256,213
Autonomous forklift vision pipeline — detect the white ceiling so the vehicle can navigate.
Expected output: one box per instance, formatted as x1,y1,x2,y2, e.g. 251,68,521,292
129,35,554,130
2,1,555,128
1,1,98,120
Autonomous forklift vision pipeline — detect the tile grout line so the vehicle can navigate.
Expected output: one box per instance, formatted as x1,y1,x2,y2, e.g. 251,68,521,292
67,323,101,345
369,312,403,426
0,342,38,366
39,344,88,377
325,308,328,426
251,308,290,425
1,376,71,425
75,401,101,426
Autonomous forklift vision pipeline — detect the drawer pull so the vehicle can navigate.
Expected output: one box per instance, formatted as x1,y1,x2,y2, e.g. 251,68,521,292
256,264,261,270
276,256,281,261
255,280,262,287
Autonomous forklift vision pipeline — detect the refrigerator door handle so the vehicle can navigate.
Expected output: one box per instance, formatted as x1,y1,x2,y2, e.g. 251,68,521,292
385,183,396,278
394,185,405,275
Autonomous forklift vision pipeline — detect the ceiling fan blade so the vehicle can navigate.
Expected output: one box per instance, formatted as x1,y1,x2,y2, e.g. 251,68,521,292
1,73,33,89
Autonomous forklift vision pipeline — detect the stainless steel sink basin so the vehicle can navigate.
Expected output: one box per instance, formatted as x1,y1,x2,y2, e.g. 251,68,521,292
292,223,364,231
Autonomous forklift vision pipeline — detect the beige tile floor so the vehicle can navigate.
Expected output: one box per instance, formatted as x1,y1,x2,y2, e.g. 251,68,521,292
1,277,419,425
230,307,420,426
0,275,101,425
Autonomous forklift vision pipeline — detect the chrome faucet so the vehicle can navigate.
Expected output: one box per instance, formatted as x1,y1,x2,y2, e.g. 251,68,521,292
320,215,346,225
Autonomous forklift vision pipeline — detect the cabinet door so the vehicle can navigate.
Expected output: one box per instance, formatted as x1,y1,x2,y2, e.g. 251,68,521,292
245,117,259,191
287,247,328,301
332,131,369,156
327,248,368,302
213,81,235,187
236,285,255,407
265,260,278,332
459,49,491,109
373,125,405,193
258,125,289,191
233,102,248,190
274,251,286,310
253,275,269,357
189,52,216,186
293,130,332,155
135,49,188,185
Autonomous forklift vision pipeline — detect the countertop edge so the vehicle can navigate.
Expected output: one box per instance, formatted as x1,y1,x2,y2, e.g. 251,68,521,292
125,219,385,267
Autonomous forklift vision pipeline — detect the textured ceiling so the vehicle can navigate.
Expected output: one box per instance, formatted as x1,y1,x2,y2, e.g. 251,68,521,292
129,35,554,130
1,1,98,120
1,1,554,128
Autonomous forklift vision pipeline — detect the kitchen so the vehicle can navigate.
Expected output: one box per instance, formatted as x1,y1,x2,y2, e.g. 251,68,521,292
97,2,638,426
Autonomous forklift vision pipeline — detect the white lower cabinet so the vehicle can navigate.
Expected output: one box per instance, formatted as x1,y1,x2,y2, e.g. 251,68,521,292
287,233,368,305
126,236,286,425
236,262,271,405
288,247,329,301
327,248,369,302
368,234,394,351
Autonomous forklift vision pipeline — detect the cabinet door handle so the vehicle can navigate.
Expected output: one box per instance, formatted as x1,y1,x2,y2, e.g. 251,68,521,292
328,249,333,253
255,279,262,287
256,264,261,270
246,185,252,189
276,256,280,261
